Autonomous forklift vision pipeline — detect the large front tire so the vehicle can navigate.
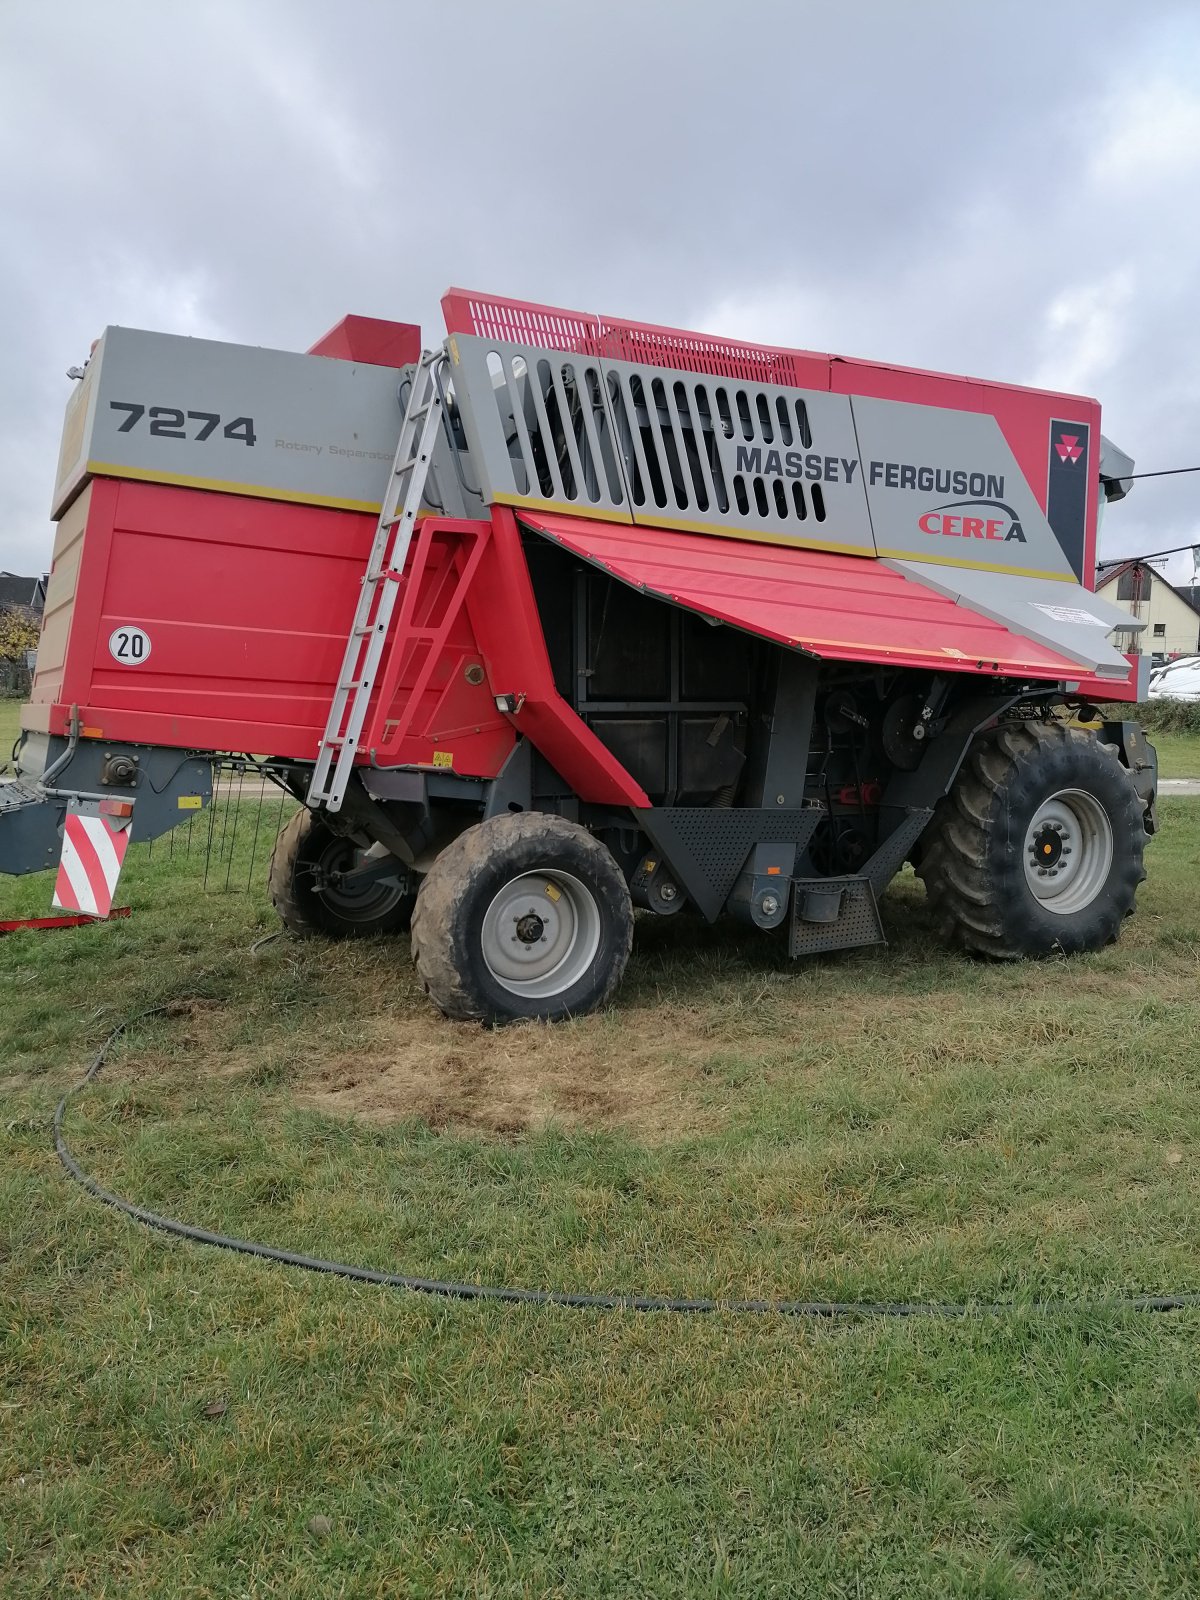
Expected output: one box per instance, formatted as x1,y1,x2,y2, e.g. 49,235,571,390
917,721,1146,959
410,813,634,1023
269,809,416,939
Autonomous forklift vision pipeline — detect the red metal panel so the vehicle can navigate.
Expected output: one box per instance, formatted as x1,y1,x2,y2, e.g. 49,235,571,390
517,511,1087,681
466,509,651,807
24,482,511,771
442,288,832,390
23,483,643,793
365,517,513,772
443,288,605,356
307,314,421,368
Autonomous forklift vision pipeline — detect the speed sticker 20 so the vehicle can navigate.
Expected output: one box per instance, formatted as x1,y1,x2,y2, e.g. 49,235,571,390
108,625,152,665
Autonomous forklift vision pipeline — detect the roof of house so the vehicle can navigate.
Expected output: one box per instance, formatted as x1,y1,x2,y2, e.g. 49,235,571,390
0,573,46,612
1095,559,1137,590
1095,561,1200,619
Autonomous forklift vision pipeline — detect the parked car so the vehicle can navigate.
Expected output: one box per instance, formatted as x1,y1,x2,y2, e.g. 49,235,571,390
1148,655,1200,701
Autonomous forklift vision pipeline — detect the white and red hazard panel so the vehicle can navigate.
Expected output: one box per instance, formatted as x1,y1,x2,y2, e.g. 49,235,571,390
52,800,133,919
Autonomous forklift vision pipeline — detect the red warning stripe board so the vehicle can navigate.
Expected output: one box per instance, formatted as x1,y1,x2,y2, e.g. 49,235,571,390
52,805,132,919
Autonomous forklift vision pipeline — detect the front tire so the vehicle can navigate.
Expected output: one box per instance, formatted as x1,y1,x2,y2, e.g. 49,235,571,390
410,813,634,1023
918,721,1145,959
269,809,416,939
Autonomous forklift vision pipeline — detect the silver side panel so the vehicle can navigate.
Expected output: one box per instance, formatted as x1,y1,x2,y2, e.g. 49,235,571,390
52,327,410,518
447,335,1101,582
886,561,1140,676
601,355,875,553
850,398,1075,580
445,334,629,519
446,333,877,555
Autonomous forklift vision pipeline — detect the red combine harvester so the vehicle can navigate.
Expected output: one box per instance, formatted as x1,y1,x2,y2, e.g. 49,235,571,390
3,289,1155,1020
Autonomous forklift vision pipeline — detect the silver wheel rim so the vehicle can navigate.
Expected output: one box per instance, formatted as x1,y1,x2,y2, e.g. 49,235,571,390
315,840,408,923
1023,788,1113,915
480,870,601,999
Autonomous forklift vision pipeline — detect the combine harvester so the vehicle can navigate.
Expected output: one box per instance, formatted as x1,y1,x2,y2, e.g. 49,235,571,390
2,289,1156,1020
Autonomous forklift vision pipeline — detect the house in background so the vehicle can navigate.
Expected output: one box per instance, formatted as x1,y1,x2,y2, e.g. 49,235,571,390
1095,559,1200,661
0,574,47,695
0,573,47,617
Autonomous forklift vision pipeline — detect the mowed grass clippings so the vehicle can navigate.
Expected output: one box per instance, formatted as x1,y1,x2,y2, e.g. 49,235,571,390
0,772,1198,1594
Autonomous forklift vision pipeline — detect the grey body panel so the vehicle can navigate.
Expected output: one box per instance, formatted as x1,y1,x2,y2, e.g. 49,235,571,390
635,806,822,922
53,327,411,518
447,333,876,555
886,561,1139,676
1099,434,1135,500
850,397,1074,579
446,333,629,517
601,354,875,552
0,733,214,876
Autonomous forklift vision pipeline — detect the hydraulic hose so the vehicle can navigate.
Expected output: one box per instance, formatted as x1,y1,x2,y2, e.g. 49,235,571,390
53,1004,1200,1321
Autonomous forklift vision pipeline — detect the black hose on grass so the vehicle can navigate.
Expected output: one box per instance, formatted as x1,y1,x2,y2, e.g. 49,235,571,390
53,1004,1200,1321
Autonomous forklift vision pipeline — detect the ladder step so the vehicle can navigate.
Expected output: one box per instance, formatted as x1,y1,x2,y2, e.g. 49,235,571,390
307,346,445,816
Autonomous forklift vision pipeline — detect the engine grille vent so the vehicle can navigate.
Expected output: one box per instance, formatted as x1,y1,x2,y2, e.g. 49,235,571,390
447,333,874,553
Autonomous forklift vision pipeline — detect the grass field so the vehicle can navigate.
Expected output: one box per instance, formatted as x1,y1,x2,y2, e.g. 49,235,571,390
3,713,1200,1596
1156,730,1200,779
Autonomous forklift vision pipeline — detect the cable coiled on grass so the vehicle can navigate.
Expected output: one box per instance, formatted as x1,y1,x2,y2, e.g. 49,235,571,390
53,1003,1200,1321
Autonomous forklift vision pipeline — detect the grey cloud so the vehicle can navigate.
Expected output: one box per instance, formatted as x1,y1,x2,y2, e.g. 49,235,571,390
2,0,1197,579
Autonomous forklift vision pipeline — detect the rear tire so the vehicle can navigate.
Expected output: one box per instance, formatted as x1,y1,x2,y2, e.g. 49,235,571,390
917,721,1145,959
410,813,634,1023
269,809,415,939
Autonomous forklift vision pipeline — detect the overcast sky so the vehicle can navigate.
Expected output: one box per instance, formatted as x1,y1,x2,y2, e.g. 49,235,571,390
2,0,1198,583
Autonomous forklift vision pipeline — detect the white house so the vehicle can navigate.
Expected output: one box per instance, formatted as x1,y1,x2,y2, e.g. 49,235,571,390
1095,561,1200,660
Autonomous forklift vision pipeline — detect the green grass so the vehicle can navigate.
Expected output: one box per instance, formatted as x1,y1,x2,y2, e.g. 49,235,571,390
0,697,20,760
1156,731,1200,779
4,772,1200,1595
0,688,1197,1593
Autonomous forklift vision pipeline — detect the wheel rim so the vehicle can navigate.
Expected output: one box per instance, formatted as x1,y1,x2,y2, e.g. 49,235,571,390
480,870,602,1000
1023,789,1113,915
313,840,409,923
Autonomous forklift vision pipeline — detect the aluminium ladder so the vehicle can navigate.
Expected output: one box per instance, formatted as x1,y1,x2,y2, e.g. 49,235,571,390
306,349,445,811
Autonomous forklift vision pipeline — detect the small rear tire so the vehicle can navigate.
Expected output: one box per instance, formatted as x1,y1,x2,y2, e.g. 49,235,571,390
410,812,634,1023
269,809,415,939
918,720,1145,958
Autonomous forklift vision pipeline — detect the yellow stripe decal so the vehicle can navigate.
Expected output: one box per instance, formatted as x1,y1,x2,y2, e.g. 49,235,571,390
86,462,382,515
875,547,1078,583
492,492,634,525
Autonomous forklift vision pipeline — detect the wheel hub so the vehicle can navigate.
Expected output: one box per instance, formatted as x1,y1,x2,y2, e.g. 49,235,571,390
480,871,602,999
314,840,409,922
1023,789,1113,916
1031,824,1064,870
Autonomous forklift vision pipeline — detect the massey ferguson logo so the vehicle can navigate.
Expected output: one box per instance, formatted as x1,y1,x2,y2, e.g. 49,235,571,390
918,498,1027,544
1055,432,1084,464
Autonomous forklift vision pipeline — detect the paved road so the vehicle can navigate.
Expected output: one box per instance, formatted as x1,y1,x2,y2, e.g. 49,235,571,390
1160,778,1200,796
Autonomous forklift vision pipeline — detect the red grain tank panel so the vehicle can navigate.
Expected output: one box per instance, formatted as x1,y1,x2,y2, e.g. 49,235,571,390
24,479,514,773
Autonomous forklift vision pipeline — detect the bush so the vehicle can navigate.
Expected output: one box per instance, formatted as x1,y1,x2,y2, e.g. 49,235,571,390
1099,700,1200,734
